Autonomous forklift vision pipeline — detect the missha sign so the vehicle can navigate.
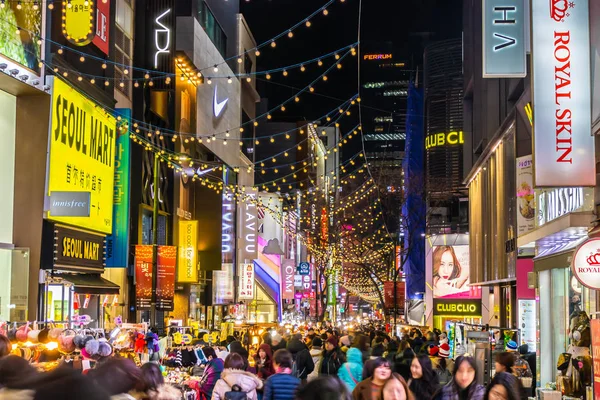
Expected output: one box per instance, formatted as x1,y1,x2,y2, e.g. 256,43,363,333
532,0,595,187
572,238,600,290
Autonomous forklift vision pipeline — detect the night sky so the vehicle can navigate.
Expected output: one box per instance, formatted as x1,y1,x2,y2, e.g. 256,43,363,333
241,0,463,124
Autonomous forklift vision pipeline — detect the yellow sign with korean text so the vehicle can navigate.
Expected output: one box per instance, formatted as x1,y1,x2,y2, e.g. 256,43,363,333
48,78,116,234
63,0,95,45
178,220,198,282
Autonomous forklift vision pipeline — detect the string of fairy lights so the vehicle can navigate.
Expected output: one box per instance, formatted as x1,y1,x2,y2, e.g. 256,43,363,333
0,0,396,302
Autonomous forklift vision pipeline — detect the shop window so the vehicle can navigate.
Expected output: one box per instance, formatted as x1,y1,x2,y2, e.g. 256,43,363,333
115,0,134,99
0,249,29,322
196,1,227,59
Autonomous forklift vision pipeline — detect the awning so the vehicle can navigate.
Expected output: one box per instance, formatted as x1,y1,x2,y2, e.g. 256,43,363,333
61,274,120,295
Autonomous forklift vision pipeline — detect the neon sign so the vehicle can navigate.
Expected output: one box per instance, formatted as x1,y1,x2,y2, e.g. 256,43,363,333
153,9,171,69
363,53,393,61
425,131,464,150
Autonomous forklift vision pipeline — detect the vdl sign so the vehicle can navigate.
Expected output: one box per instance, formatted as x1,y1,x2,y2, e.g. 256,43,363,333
482,0,526,77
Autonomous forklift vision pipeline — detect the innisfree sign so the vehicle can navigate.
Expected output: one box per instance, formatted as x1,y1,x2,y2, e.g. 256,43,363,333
572,237,600,290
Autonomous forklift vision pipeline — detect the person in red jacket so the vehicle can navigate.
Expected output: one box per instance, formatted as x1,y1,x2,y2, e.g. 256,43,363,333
254,343,275,380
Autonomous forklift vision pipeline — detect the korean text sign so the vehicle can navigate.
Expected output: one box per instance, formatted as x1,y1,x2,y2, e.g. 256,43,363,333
48,78,116,234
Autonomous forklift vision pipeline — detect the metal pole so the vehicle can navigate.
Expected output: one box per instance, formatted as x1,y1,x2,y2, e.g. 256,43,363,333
150,154,159,326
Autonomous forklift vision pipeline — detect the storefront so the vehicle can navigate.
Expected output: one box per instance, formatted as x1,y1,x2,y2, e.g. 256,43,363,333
40,77,119,329
432,299,482,331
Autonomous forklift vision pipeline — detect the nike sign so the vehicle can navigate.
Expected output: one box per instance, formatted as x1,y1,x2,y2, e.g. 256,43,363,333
213,86,228,118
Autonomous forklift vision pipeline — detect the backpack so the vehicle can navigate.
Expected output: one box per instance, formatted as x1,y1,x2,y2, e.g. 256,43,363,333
291,354,306,378
224,384,248,400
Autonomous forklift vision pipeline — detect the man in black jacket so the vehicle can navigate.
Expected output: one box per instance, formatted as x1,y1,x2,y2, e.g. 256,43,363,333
287,337,314,383
320,336,346,376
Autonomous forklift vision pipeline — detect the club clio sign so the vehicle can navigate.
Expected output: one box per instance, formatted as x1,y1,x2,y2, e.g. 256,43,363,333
532,0,595,187
572,238,600,290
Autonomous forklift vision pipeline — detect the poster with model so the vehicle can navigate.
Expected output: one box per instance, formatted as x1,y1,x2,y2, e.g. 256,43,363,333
433,245,480,299
516,155,535,236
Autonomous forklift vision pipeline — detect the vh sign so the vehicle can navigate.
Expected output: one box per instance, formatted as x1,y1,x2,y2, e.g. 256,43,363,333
482,0,526,77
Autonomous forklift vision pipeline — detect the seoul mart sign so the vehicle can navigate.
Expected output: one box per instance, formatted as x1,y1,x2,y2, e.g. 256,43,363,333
572,238,600,290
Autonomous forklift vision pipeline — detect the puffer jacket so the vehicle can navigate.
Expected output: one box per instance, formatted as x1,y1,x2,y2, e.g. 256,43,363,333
211,369,263,400
337,348,363,391
262,373,301,400
307,348,323,382
198,358,224,397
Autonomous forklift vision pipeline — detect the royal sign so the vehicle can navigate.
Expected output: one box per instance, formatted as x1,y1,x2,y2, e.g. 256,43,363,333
532,0,595,187
572,238,600,290
48,78,116,234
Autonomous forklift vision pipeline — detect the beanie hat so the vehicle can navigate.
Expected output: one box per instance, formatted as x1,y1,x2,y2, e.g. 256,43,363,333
439,343,450,358
506,340,518,351
326,336,338,347
340,335,351,347
312,337,323,348
428,345,439,357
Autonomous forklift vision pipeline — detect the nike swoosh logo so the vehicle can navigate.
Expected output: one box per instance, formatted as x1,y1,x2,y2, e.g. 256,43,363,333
213,86,228,118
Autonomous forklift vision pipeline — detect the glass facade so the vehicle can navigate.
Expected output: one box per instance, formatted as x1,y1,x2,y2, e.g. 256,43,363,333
0,248,29,322
197,1,227,59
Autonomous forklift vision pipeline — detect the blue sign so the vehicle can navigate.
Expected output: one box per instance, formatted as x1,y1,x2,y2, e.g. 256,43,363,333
298,262,310,275
106,108,131,268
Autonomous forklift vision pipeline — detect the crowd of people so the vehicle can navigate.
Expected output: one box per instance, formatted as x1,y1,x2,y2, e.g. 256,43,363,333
0,324,532,400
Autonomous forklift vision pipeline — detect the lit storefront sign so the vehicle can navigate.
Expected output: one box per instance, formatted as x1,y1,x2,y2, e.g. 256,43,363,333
516,155,535,236
63,0,96,45
482,0,526,77
532,0,595,186
238,263,255,300
177,220,198,283
52,223,106,272
536,187,587,227
572,238,600,290
281,259,295,300
425,131,464,150
363,54,392,60
433,299,482,316
106,109,131,268
222,191,235,263
153,8,172,69
93,0,110,55
239,190,257,262
47,78,117,234
213,264,234,304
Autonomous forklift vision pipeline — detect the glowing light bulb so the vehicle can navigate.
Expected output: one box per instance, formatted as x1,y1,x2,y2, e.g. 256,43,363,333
306,21,312,27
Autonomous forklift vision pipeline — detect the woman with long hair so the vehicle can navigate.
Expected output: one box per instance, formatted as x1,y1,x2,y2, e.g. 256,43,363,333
484,372,521,400
433,356,485,400
432,246,468,297
381,373,414,400
407,355,439,400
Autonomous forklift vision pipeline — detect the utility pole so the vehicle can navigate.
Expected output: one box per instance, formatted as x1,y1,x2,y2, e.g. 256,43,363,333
150,154,160,327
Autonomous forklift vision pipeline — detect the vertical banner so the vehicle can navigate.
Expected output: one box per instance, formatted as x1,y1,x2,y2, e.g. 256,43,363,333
281,259,295,300
106,109,131,268
482,0,526,77
93,0,110,55
134,245,153,310
157,245,176,311
532,0,595,186
177,220,198,282
213,264,234,304
326,272,337,306
591,319,600,398
238,263,255,300
384,282,406,309
239,190,257,262
516,155,535,236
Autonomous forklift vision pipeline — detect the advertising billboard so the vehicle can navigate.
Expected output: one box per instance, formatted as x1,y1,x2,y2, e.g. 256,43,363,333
63,0,96,46
177,220,198,283
0,2,42,74
134,245,153,310
156,245,176,311
47,78,117,234
432,245,481,299
532,0,595,186
516,155,535,236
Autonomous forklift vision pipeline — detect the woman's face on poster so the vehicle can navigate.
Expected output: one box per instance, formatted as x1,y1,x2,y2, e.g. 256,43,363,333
439,250,455,280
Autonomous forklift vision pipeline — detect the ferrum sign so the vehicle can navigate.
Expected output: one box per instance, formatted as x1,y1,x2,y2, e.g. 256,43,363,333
482,0,526,77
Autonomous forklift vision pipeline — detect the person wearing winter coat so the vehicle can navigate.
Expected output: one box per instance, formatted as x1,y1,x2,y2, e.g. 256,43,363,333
286,337,314,382
211,354,263,400
337,348,364,392
253,343,275,380
320,337,346,376
228,341,250,371
196,347,225,398
408,355,439,400
137,363,181,400
307,337,324,382
263,349,301,400
271,333,287,352
351,358,393,400
434,356,485,400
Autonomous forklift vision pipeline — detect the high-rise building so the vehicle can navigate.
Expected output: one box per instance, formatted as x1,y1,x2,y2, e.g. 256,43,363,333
423,38,466,234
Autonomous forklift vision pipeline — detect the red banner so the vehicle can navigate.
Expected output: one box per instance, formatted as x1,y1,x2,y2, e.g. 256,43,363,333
157,246,176,311
590,319,600,398
93,0,110,55
383,281,405,309
135,245,153,310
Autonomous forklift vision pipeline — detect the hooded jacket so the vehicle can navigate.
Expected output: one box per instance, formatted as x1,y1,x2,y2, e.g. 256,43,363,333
337,348,364,391
320,346,346,375
211,369,263,400
286,338,314,380
307,347,323,382
253,344,275,380
228,341,250,371
198,357,225,397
